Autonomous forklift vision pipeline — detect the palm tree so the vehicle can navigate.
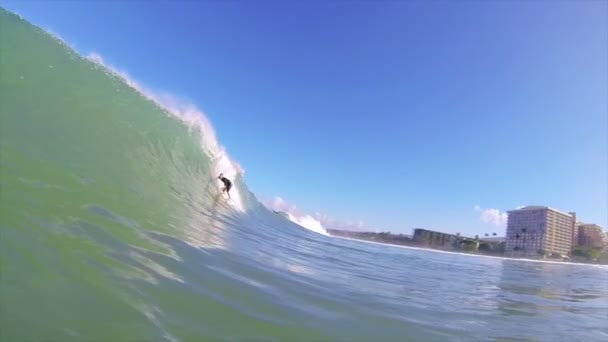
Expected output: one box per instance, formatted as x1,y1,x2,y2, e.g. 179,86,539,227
520,228,527,254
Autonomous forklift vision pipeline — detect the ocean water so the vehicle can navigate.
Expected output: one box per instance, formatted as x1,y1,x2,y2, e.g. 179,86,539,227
1,8,607,342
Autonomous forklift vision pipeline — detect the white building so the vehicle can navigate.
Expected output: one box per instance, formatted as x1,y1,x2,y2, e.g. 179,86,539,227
505,206,575,258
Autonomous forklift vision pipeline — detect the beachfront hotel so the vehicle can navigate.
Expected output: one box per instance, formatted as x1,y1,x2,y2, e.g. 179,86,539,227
505,206,576,258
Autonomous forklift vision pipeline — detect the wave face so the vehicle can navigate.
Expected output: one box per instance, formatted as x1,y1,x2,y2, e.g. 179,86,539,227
2,9,607,342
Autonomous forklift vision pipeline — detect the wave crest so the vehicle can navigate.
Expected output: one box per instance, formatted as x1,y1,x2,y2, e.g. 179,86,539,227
85,52,246,212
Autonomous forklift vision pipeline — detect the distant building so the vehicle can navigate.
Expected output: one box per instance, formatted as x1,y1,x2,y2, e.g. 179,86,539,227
577,224,605,248
412,228,458,249
478,236,505,254
479,236,506,243
505,206,575,258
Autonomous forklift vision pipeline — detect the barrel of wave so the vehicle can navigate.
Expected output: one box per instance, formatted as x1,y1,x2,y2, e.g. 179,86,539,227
211,152,246,213
85,48,246,213
166,109,246,213
166,108,245,213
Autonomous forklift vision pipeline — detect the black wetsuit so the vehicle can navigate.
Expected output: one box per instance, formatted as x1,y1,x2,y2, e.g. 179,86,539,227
220,177,232,192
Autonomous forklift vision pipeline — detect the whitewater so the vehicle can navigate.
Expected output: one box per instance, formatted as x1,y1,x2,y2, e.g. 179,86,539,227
1,8,607,342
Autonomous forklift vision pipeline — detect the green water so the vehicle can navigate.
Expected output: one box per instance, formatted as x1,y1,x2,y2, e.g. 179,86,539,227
2,8,607,341
1,8,228,339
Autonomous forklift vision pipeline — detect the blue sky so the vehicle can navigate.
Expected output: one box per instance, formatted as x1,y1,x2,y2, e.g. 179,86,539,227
3,1,606,236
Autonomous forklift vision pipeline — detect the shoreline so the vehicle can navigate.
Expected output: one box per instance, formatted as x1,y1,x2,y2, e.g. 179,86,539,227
329,234,608,268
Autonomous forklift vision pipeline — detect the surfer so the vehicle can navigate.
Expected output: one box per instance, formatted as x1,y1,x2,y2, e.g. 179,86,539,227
218,173,232,199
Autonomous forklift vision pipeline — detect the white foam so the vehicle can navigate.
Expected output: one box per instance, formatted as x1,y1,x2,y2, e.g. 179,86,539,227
263,197,329,236
84,52,246,213
286,213,329,236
